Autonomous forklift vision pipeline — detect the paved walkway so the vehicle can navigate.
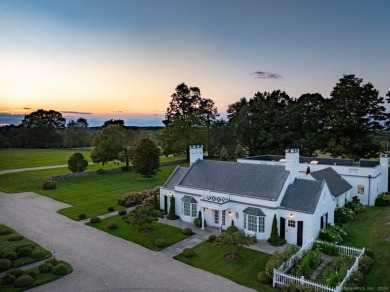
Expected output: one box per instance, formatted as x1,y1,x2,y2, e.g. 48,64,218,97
310,254,333,281
0,192,253,292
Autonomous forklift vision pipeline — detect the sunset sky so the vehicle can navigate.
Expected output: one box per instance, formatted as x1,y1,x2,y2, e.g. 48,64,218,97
1,0,389,127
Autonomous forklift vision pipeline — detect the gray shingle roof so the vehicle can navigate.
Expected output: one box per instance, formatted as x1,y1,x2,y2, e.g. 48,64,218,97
280,179,324,214
310,167,352,198
177,160,289,200
243,207,266,216
163,166,189,189
181,195,198,203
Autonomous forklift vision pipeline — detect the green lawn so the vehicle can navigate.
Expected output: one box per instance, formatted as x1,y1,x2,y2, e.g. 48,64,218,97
0,164,182,220
86,215,190,251
342,206,390,288
174,241,274,291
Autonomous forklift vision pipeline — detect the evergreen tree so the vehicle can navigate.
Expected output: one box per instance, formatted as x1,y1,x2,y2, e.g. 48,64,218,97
268,214,286,246
167,195,178,220
306,166,311,175
132,137,160,178
68,152,88,173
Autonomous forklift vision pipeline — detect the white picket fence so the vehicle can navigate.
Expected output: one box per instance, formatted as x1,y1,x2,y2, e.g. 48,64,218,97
273,238,365,292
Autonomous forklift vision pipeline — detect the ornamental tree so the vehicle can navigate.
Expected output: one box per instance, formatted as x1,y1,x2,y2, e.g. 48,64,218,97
132,137,160,178
122,206,159,232
67,153,88,173
214,232,256,258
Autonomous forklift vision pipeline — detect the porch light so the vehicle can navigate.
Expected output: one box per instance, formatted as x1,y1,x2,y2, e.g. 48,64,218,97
204,207,208,211
168,192,173,197
228,211,232,216
289,213,294,218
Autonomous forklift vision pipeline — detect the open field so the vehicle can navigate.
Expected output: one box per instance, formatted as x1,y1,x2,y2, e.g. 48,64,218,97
174,241,273,291
0,164,183,220
343,206,390,287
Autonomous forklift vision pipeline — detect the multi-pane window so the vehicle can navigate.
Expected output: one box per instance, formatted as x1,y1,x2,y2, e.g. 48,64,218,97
214,210,219,224
244,214,265,233
358,185,364,195
222,210,226,225
288,219,295,228
247,215,257,231
258,216,265,233
183,202,197,217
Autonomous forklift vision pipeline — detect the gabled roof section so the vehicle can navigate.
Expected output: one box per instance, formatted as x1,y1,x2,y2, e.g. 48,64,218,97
310,167,352,198
243,207,266,217
163,166,189,189
181,195,198,203
177,160,289,200
280,179,324,214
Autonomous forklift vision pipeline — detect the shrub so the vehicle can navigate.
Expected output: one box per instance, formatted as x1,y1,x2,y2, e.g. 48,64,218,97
78,213,87,219
182,248,195,258
155,238,166,248
344,271,364,288
265,246,299,278
358,255,374,274
108,207,114,212
16,246,33,258
365,248,374,259
39,263,53,273
31,250,46,259
319,224,347,243
90,217,101,223
67,152,88,173
0,259,12,272
45,258,59,266
107,222,118,230
226,220,239,234
0,273,15,285
14,274,34,288
42,180,57,190
2,251,17,261
291,255,311,278
6,269,24,278
24,270,37,278
344,198,365,214
334,206,355,224
119,187,160,208
281,283,312,292
118,209,127,216
208,235,217,243
182,228,192,235
52,263,68,276
0,229,12,235
257,271,272,284
375,192,390,206
324,272,337,287
268,214,286,246
313,242,339,256
6,234,24,241
96,168,105,175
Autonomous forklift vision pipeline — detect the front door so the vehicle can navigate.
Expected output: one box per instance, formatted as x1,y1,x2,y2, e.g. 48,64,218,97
280,217,286,239
297,221,303,246
164,195,168,212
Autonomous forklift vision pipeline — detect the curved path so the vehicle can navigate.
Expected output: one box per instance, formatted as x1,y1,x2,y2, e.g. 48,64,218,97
0,192,253,292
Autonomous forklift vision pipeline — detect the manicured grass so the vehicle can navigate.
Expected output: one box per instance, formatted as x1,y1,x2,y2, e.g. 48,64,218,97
342,206,390,288
0,164,182,220
86,215,190,251
0,149,92,170
0,225,51,268
174,241,274,291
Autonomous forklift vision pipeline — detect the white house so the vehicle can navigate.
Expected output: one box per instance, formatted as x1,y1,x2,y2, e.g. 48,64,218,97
160,147,339,246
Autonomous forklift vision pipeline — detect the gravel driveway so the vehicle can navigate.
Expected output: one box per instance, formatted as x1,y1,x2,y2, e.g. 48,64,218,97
0,192,253,292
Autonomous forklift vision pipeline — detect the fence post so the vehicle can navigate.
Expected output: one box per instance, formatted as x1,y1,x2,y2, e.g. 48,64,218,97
300,276,304,285
273,269,276,287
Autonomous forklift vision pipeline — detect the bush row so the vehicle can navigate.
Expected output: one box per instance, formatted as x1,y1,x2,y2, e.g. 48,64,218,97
319,224,347,244
334,196,365,224
375,192,390,206
118,187,160,208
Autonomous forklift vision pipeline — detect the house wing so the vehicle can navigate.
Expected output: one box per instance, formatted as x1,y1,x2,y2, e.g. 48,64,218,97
178,160,289,200
162,166,189,189
280,179,324,214
310,167,352,198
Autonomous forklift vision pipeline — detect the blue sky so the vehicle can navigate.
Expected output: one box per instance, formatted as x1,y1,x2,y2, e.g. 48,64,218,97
0,0,389,126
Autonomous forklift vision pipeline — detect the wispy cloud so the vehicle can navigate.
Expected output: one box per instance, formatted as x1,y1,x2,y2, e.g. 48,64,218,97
250,71,282,79
23,107,31,110
113,110,123,113
61,111,92,115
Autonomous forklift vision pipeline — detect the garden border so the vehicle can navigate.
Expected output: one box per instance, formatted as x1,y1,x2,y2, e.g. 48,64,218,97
273,238,365,291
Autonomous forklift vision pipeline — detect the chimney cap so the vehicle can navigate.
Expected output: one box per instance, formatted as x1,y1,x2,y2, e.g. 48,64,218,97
285,148,299,153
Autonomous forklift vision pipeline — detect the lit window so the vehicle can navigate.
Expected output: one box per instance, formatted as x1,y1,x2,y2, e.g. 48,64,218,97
358,185,364,195
288,219,295,228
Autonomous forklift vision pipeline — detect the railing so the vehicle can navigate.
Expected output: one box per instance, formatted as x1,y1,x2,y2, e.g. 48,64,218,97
201,192,230,204
273,239,365,291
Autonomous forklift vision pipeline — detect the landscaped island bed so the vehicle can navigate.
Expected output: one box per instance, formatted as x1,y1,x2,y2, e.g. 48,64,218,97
0,224,72,291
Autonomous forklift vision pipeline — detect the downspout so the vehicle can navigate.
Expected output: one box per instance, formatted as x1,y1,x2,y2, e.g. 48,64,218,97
368,175,371,206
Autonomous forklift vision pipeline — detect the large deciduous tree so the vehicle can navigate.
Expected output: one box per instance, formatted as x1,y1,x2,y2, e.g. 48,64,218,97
161,83,218,156
64,117,90,148
326,74,387,159
90,124,139,165
20,109,66,148
132,137,160,178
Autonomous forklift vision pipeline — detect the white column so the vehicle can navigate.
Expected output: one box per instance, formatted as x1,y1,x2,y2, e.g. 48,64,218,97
201,207,205,230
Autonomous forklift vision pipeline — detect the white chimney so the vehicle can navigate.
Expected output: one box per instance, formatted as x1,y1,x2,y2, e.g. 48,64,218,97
190,145,203,165
380,153,389,193
285,149,299,182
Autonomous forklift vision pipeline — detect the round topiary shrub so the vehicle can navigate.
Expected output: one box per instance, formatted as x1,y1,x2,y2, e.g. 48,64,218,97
182,228,193,235
52,263,68,276
31,250,46,259
24,270,37,278
154,238,166,248
78,213,87,219
39,263,53,273
208,235,217,243
0,229,12,235
182,248,195,258
14,274,34,288
2,251,17,261
107,207,114,212
6,269,24,278
107,222,118,230
118,209,127,216
257,271,272,284
42,180,57,190
0,259,12,272
45,258,59,266
6,234,24,241
0,273,16,285
90,217,101,223
17,246,33,257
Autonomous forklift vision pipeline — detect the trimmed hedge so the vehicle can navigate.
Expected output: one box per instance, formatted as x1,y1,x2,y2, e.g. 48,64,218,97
155,238,166,248
6,269,24,278
90,217,101,223
52,263,68,276
6,234,24,241
182,247,195,258
118,209,127,216
31,250,46,259
45,258,59,266
14,274,34,288
107,222,118,230
39,263,53,273
0,273,16,285
182,228,193,235
78,213,87,219
0,259,12,272
0,229,12,235
208,235,217,243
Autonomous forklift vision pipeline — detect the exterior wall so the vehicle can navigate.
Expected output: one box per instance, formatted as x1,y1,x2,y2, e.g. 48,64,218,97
189,145,203,165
